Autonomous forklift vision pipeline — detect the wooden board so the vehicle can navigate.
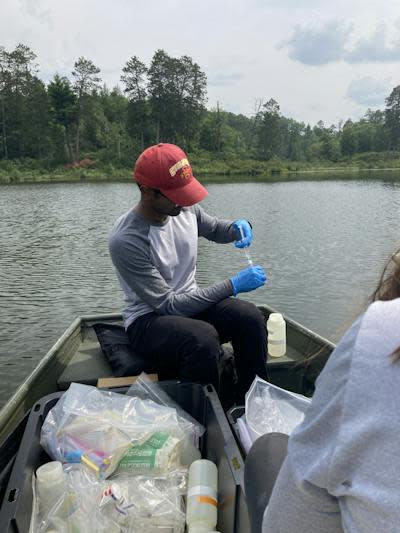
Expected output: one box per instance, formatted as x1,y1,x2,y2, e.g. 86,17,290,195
97,374,158,388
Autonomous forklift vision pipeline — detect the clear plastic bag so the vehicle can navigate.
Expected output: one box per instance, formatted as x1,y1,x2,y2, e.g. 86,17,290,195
34,381,200,532
126,374,204,469
32,464,117,533
127,374,204,443
32,463,187,532
100,469,187,532
245,376,311,442
41,384,135,478
41,383,202,479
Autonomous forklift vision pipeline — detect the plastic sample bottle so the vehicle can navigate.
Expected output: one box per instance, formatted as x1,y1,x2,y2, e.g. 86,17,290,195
36,461,67,514
186,459,218,533
267,313,287,358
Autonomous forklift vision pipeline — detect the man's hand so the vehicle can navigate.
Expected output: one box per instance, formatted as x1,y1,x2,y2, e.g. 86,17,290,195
230,265,267,296
233,219,252,248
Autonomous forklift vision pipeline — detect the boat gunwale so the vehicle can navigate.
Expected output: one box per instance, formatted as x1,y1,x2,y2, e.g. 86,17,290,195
0,317,80,444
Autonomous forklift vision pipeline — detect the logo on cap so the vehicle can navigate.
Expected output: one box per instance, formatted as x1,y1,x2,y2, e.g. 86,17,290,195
169,158,190,177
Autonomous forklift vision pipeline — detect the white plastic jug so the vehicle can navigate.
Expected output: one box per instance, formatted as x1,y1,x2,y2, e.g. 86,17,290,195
267,313,286,358
186,459,218,533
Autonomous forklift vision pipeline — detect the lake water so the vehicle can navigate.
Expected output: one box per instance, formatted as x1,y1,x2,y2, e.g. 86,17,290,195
1,174,400,408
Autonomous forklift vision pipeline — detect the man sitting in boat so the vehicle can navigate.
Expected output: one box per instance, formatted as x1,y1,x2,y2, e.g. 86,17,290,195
109,143,268,403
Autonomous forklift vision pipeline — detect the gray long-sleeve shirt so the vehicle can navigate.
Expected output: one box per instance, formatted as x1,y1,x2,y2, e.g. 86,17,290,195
109,204,237,329
263,298,400,532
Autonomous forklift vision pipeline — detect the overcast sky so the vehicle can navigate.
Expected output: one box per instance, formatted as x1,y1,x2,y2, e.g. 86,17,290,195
2,0,400,125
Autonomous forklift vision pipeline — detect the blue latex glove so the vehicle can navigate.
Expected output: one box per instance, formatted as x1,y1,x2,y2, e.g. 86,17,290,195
233,219,252,248
230,265,267,296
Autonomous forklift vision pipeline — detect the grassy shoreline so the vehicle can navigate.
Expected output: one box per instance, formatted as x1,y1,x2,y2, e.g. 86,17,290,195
2,156,400,185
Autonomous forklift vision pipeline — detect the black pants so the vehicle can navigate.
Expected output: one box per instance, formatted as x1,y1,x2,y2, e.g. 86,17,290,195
127,297,268,402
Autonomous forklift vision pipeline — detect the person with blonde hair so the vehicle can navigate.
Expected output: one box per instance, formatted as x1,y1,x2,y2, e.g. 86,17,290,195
263,249,400,532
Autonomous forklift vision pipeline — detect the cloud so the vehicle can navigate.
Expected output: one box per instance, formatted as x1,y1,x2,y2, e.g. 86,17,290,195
345,23,400,63
18,0,52,21
346,77,391,106
279,21,352,65
281,20,400,65
207,71,244,86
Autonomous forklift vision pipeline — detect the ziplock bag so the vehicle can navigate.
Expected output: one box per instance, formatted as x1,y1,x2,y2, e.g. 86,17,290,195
126,374,204,469
245,376,311,442
40,383,201,478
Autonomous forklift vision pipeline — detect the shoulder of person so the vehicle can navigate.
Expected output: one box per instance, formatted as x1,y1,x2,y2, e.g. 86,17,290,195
110,209,134,231
362,298,400,333
357,297,400,360
109,210,150,251
111,209,150,235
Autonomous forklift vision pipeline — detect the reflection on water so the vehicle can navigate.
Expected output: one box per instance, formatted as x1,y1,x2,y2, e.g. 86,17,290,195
1,176,400,407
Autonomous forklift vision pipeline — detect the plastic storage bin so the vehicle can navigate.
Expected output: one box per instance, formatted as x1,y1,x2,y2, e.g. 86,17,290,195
0,382,250,533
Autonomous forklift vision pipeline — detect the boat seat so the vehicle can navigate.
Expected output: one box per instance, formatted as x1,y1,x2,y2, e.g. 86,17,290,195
57,341,113,390
56,321,237,393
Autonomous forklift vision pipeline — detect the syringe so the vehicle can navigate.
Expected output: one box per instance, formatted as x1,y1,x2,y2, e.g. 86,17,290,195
244,247,254,267
239,226,254,266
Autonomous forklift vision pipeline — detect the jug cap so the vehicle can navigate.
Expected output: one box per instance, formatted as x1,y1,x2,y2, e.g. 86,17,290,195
268,312,284,322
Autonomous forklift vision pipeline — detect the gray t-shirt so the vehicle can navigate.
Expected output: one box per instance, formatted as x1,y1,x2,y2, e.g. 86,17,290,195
109,204,237,329
264,298,400,533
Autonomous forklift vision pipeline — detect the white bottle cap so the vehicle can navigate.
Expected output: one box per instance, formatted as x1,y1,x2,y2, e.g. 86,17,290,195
268,312,284,323
188,459,218,488
36,461,64,485
36,461,66,514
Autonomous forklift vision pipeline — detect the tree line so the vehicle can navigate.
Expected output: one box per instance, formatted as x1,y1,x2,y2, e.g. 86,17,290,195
1,43,400,169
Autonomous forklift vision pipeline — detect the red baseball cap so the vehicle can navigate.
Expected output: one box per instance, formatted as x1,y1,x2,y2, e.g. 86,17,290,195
134,143,208,207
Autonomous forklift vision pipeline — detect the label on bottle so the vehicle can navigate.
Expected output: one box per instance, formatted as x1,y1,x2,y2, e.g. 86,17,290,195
188,485,218,507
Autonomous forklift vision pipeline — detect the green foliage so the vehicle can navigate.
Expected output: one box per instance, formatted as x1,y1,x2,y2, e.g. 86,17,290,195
256,98,281,160
385,86,400,150
48,75,77,128
120,56,149,151
147,50,207,149
72,57,101,97
1,42,400,180
48,74,77,162
340,125,357,156
121,56,147,101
